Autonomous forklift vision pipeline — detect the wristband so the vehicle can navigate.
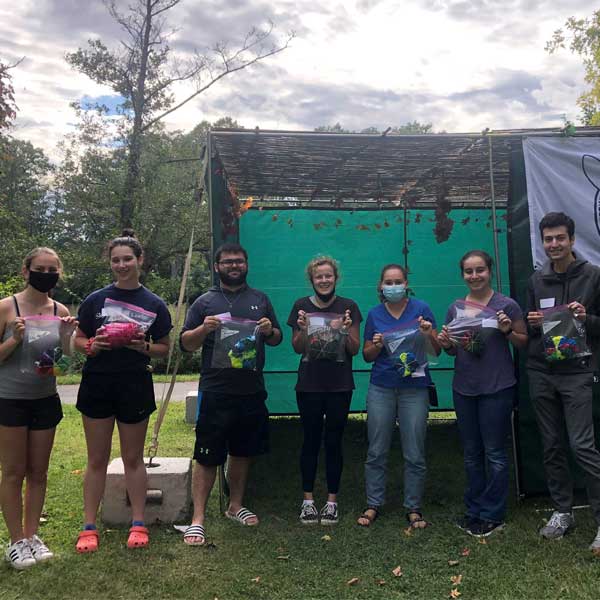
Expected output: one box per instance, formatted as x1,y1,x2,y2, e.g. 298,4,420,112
265,329,276,339
84,337,96,357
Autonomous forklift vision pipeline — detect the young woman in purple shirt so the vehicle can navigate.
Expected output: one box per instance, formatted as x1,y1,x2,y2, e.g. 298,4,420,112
437,250,527,538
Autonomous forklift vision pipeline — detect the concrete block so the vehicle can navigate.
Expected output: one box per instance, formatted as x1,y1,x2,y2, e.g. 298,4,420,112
101,457,192,525
185,390,198,424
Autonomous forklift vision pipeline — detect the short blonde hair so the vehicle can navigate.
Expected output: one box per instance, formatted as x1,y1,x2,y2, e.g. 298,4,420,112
305,256,340,283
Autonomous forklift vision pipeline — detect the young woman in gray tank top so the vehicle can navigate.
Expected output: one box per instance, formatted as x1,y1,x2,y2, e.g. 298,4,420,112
0,248,77,569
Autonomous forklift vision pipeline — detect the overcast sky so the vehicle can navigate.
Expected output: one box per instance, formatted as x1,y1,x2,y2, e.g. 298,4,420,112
0,0,592,160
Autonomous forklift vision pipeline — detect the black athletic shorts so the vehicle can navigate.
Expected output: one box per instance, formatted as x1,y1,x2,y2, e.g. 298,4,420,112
76,370,156,424
193,390,269,466
0,393,63,430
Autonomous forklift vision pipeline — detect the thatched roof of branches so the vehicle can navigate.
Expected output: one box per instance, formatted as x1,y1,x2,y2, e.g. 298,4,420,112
209,126,600,210
210,129,516,210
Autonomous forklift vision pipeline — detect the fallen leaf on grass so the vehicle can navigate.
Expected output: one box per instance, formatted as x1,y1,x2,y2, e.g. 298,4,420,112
392,566,403,578
451,575,463,586
478,537,488,545
376,579,386,586
460,548,470,557
346,577,360,586
71,469,83,475
403,527,413,537
321,535,331,541
251,577,261,583
448,560,460,567
449,589,461,598
39,517,48,523
276,555,290,560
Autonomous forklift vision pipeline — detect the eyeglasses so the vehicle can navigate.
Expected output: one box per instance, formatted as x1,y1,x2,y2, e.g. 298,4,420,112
218,259,247,267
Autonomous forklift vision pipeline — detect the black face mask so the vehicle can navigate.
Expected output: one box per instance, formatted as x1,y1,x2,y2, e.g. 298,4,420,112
313,286,336,303
28,271,59,293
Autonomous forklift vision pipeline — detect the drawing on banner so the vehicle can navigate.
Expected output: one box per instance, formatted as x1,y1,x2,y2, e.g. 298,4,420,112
582,155,600,238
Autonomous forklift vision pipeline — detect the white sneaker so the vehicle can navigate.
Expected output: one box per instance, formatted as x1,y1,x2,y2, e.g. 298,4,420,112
5,539,36,570
29,534,53,562
539,511,574,539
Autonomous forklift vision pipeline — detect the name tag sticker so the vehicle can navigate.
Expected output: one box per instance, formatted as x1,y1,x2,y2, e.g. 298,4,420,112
482,318,499,329
540,298,555,309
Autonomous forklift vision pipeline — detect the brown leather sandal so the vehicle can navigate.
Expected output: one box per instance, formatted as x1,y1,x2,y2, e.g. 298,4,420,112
357,507,380,527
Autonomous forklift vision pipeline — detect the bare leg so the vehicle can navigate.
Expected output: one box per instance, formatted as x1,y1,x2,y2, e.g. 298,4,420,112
185,462,217,544
23,428,56,537
117,418,149,523
0,425,27,543
227,455,258,525
82,416,114,525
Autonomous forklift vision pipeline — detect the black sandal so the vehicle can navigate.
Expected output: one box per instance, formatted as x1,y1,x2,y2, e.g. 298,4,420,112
357,507,380,527
406,511,429,529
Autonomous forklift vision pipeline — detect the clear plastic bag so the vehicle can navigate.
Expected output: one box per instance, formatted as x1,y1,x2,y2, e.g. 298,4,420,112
101,298,157,348
20,316,71,377
303,312,346,363
446,299,499,357
382,320,431,378
541,304,591,362
211,316,261,370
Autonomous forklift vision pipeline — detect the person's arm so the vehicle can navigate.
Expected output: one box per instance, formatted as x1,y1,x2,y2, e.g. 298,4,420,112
126,333,170,358
180,315,220,352
363,335,383,363
418,316,441,356
525,278,543,336
291,309,307,355
259,297,282,347
497,301,528,348
0,302,24,364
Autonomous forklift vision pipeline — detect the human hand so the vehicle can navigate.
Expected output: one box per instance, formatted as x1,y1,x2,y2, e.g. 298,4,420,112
125,331,147,353
568,301,586,322
202,316,222,333
527,311,544,328
496,310,512,334
418,316,433,334
257,317,273,336
437,325,453,349
372,332,383,348
92,327,112,352
297,310,307,331
342,309,352,331
12,317,25,343
60,316,79,337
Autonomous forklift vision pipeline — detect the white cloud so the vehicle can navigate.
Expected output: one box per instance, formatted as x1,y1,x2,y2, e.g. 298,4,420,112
0,0,591,162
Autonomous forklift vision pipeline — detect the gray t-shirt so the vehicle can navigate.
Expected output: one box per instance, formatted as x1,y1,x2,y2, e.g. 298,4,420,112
445,292,523,396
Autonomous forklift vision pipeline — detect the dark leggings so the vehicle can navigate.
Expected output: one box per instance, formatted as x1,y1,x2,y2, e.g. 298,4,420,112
297,391,352,494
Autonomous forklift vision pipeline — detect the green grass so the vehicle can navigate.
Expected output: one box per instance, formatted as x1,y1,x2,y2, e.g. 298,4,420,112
2,406,600,599
56,373,200,385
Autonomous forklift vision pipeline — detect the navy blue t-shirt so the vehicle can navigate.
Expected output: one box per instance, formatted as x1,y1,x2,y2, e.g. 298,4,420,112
77,284,172,373
180,285,281,394
364,299,436,388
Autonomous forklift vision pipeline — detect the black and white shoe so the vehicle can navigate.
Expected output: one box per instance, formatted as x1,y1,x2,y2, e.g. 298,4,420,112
29,535,53,562
455,515,480,534
470,520,505,538
320,503,339,525
5,539,36,570
299,502,319,525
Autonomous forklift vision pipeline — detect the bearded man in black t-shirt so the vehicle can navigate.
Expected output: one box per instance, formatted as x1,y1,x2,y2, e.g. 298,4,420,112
179,243,282,545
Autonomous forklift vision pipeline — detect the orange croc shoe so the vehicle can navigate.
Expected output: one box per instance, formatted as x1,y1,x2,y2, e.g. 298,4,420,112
127,525,149,549
76,530,99,554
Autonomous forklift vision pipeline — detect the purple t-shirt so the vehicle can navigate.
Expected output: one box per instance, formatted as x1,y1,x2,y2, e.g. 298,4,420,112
445,292,523,396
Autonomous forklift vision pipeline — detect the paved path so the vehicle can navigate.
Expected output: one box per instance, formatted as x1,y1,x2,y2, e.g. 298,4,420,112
58,382,197,405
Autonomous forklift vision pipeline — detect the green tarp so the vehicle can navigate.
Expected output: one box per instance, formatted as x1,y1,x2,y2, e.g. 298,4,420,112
239,208,508,414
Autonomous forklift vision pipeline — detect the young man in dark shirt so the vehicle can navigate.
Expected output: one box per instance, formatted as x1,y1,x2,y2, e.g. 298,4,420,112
179,243,282,545
526,212,600,552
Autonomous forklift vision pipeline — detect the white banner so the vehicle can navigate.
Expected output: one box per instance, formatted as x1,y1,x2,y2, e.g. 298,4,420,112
523,137,600,269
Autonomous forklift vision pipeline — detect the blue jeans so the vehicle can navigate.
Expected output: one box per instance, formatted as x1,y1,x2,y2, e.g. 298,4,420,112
453,387,514,523
364,383,429,511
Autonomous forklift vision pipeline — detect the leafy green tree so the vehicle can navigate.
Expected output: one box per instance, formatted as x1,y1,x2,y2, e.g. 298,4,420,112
67,0,292,229
316,121,434,134
546,9,600,125
0,61,18,131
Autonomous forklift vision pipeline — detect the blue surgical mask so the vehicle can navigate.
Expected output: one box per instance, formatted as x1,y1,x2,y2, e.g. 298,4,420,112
382,284,407,303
